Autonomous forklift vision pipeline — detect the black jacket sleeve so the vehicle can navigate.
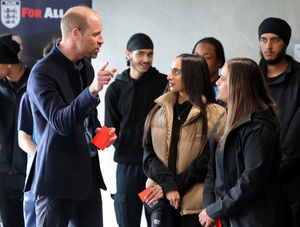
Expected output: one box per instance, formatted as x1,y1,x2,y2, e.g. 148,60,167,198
202,136,218,208
280,106,300,179
143,129,178,193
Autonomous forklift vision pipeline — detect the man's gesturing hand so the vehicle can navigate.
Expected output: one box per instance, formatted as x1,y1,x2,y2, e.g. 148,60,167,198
89,61,117,96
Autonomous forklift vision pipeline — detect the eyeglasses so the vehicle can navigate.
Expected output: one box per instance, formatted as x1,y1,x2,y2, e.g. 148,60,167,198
171,68,181,75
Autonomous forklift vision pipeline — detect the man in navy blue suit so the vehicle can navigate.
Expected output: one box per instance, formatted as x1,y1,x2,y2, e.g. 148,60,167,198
26,5,117,227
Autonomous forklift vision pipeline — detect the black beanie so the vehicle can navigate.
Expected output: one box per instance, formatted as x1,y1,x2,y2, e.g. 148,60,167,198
0,34,20,64
126,33,153,51
258,17,291,45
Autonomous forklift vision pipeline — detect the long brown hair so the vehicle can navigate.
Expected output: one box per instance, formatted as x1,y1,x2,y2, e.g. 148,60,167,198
217,58,278,147
143,54,216,145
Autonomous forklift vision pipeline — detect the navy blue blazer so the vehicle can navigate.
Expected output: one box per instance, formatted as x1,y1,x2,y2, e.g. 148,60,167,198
25,45,106,200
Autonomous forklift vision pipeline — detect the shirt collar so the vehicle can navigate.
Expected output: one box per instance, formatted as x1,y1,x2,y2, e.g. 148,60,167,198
55,42,83,71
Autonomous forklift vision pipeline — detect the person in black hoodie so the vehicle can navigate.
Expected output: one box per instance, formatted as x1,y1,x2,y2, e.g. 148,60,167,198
258,17,300,227
105,33,167,227
199,58,281,227
0,34,31,227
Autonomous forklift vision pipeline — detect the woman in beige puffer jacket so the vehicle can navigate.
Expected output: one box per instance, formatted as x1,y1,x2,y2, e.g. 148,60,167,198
143,54,224,227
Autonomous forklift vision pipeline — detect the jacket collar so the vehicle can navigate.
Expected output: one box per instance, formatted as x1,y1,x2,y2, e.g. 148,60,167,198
50,43,86,73
232,112,252,130
230,108,275,132
47,44,89,95
155,92,205,124
259,55,293,85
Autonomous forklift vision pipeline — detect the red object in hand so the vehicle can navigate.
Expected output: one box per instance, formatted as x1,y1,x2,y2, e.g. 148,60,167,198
217,219,222,227
138,186,153,202
91,126,116,150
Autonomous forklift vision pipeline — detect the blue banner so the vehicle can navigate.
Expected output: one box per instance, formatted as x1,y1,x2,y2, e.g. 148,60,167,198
0,0,92,67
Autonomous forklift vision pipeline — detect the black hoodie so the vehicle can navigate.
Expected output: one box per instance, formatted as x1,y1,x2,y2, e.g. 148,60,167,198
259,55,300,202
105,67,167,163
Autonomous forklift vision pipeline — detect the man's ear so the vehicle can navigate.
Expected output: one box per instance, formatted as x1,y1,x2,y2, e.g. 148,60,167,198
71,28,81,41
125,50,131,60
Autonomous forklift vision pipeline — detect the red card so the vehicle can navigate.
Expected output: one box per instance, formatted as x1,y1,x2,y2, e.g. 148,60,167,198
217,219,222,227
138,186,153,202
91,126,116,150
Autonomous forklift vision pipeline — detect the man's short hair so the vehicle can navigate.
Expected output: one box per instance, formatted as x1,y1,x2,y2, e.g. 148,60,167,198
60,6,94,37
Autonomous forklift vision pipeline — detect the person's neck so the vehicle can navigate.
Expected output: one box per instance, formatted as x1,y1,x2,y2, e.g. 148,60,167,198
177,91,188,104
266,56,289,78
59,39,82,63
6,64,25,82
129,67,144,80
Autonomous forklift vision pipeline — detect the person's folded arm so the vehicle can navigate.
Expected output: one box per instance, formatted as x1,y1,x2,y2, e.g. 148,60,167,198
176,142,210,195
143,129,178,193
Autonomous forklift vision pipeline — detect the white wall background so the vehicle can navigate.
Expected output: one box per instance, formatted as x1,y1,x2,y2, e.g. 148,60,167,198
91,1,300,226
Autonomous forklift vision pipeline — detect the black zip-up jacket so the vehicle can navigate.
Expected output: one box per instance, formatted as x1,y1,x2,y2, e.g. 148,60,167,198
259,55,300,202
105,67,167,164
0,67,30,174
203,108,281,227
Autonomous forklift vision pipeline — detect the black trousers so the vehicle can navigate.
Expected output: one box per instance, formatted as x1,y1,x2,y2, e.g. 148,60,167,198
0,173,25,227
35,186,103,227
112,163,151,227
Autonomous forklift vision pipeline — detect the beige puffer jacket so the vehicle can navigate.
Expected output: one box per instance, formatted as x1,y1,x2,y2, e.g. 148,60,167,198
146,92,224,215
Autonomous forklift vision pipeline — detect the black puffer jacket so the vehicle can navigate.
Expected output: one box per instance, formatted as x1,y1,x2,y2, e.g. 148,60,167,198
203,108,282,227
105,67,167,164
